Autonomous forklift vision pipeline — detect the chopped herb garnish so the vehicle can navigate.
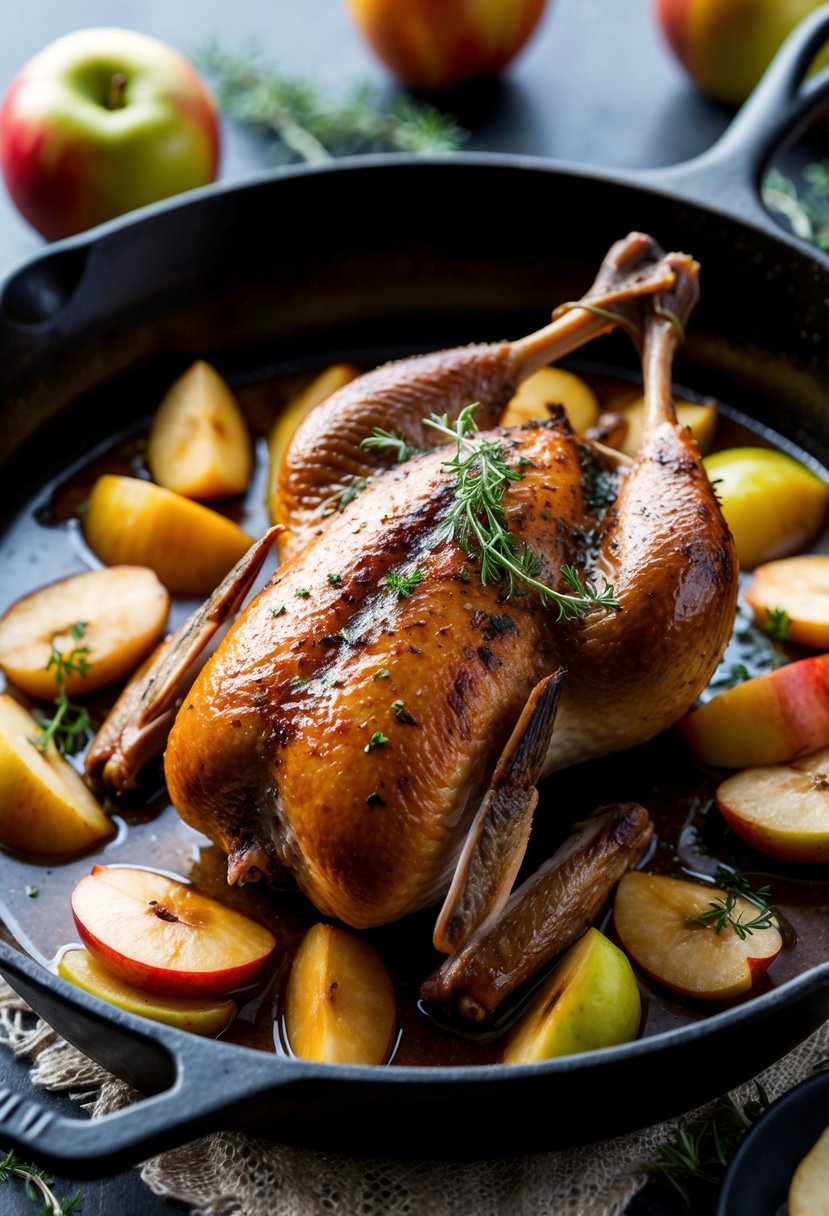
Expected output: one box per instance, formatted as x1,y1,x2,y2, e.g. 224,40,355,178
321,629,350,644
328,573,343,586
374,668,390,680
322,674,340,688
322,476,370,517
359,427,412,462
424,405,618,620
289,675,307,689
391,699,419,725
24,885,38,899
28,623,92,757
364,731,389,752
763,606,791,641
486,613,515,636
271,605,286,618
294,587,310,598
457,567,471,583
381,568,425,598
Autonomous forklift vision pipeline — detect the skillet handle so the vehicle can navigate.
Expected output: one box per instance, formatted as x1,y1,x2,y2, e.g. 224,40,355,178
0,943,306,1176
642,4,829,241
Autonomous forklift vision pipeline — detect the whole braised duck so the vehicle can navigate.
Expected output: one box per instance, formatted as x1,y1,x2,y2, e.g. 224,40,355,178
89,233,738,1018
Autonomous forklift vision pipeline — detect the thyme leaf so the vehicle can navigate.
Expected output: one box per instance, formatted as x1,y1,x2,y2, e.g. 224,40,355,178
196,43,466,163
364,731,389,752
28,623,92,757
424,404,619,620
381,569,425,598
359,428,412,463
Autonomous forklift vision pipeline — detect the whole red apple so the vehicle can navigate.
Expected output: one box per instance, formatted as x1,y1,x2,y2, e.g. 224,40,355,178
654,0,829,105
345,0,550,91
0,27,220,241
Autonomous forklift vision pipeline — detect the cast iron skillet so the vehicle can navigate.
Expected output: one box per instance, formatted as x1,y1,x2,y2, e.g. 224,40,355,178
0,8,829,1177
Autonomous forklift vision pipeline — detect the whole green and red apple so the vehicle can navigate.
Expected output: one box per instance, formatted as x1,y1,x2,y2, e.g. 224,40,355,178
655,0,829,105
0,27,220,241
346,0,550,91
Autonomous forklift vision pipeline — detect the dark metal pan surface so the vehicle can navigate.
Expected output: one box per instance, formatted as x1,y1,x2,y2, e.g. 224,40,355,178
0,7,828,1178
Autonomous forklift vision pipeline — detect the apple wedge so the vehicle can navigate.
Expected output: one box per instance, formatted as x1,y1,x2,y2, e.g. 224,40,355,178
613,872,782,1001
58,948,236,1037
746,555,829,650
679,653,829,768
0,694,112,853
502,928,640,1064
71,865,276,996
147,361,253,501
268,364,359,521
789,1124,829,1216
500,366,600,435
715,746,829,864
0,566,169,699
703,447,829,571
84,474,253,596
284,923,396,1065
612,394,718,458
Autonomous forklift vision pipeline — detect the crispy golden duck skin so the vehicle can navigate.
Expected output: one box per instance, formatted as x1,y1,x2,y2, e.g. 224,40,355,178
158,235,737,942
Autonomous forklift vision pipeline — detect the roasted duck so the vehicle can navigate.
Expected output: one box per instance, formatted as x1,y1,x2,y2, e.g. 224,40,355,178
88,233,738,1018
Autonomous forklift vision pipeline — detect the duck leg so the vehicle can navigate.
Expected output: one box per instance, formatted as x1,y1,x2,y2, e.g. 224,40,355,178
276,232,679,555
86,526,282,791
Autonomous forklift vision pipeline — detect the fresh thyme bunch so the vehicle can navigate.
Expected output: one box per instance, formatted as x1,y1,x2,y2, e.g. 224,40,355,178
196,42,466,163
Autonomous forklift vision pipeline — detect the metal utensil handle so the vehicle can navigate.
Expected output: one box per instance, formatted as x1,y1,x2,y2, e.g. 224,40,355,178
642,4,829,240
0,944,302,1175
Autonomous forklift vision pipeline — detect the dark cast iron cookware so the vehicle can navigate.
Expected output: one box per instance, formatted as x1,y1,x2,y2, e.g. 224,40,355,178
1,8,829,1178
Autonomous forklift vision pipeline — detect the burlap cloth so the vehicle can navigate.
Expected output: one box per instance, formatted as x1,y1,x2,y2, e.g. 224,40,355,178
1,979,826,1216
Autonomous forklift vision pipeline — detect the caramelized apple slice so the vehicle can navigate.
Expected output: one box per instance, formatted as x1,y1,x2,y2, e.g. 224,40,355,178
612,394,718,457
58,948,236,1036
0,694,112,853
502,929,640,1064
284,923,396,1065
613,872,782,1002
716,746,829,864
71,865,276,996
703,448,829,571
679,653,829,768
789,1124,829,1216
268,364,359,522
84,475,253,596
0,566,169,698
147,361,253,501
746,555,829,650
500,366,600,434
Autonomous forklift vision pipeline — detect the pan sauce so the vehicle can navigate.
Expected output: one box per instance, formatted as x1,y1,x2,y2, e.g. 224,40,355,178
0,360,827,1068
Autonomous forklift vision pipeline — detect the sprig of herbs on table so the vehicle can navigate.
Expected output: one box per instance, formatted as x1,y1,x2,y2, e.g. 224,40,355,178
195,42,467,162
762,162,829,252
27,623,92,757
0,1149,81,1214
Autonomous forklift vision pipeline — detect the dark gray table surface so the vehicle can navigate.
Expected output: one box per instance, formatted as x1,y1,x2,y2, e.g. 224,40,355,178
0,0,790,1212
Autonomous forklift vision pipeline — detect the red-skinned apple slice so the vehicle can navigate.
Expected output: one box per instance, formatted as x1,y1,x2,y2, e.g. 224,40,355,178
716,746,829,864
71,865,276,997
679,653,829,768
613,872,782,1002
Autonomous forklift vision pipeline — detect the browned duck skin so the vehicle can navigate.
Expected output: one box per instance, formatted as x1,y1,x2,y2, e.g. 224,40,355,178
275,231,677,559
420,803,654,1021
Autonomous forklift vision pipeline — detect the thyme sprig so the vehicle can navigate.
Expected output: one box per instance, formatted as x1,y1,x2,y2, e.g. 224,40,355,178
359,428,412,463
423,405,619,620
28,623,92,757
0,1149,81,1214
653,1084,770,1203
196,43,466,163
689,886,778,941
381,569,424,598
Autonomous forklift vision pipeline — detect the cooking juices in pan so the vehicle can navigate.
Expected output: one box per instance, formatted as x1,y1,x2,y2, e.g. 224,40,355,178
0,360,827,1069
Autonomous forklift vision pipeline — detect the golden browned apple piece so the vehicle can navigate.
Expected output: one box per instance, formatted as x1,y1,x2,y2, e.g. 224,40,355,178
91,233,737,1012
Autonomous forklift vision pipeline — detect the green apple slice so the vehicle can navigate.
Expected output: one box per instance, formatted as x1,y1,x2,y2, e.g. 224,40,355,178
58,948,236,1037
502,928,640,1063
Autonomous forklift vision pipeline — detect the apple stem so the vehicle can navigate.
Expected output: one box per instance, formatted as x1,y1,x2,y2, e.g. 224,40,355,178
108,72,127,111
